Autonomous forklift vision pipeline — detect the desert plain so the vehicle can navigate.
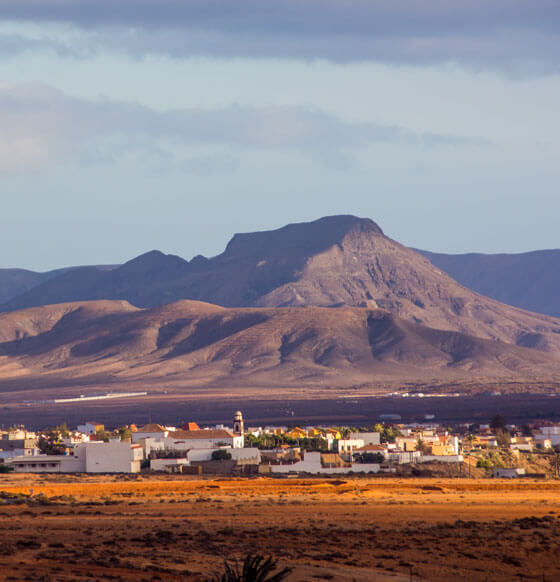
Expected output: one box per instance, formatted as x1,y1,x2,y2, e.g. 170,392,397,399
1,474,560,581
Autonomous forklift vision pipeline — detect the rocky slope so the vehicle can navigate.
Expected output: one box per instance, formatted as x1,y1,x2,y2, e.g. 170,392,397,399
0,300,558,395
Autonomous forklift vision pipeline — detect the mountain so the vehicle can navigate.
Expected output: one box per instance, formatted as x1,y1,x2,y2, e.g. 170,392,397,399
417,249,560,318
0,265,118,305
3,215,560,357
0,300,558,398
0,267,77,304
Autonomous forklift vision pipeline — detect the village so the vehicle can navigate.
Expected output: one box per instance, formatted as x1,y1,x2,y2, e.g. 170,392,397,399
1,411,560,478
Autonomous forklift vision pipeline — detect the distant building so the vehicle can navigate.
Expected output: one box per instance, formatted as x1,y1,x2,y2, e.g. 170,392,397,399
493,467,526,479
378,414,402,421
77,422,105,436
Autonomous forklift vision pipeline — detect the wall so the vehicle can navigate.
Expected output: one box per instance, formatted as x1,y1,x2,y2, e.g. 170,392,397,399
82,442,142,473
269,452,380,475
150,458,189,472
418,455,463,463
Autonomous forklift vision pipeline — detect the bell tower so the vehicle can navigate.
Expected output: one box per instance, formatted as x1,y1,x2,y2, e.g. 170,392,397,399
233,410,244,441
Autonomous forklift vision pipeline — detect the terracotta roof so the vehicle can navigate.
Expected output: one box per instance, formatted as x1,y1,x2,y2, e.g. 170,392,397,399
167,429,235,439
182,422,200,431
137,424,167,433
357,445,386,451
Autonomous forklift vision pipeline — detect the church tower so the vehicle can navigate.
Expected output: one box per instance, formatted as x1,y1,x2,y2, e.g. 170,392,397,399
233,411,244,446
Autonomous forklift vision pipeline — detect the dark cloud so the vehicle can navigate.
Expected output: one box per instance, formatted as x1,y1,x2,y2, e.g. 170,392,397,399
0,84,484,172
1,1,559,72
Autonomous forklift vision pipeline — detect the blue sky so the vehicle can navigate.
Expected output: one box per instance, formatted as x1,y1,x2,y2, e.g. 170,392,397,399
1,1,560,270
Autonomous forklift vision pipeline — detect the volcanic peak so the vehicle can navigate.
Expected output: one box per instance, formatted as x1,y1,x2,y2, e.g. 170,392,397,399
224,215,383,259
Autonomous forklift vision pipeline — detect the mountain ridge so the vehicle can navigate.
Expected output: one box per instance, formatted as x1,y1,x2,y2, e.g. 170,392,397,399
417,248,560,318
2,215,560,360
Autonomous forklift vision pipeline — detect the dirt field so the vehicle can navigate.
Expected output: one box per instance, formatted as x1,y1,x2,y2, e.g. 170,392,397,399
1,475,560,581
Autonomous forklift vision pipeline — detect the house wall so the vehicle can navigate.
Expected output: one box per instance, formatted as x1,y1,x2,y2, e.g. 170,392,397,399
82,442,142,473
132,431,168,443
336,439,365,453
269,452,380,475
150,458,189,472
349,432,380,445
9,455,85,473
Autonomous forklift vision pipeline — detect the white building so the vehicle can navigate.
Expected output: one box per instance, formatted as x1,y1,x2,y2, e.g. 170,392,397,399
349,432,380,445
186,447,261,464
268,452,381,475
7,441,143,473
132,424,169,442
76,422,105,436
336,438,365,454
138,428,243,456
493,467,526,479
535,426,560,447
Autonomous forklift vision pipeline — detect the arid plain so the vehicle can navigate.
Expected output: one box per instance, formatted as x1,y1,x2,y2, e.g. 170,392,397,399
1,474,560,581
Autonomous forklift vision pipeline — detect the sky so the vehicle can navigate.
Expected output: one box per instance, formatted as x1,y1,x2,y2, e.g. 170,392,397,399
1,1,560,271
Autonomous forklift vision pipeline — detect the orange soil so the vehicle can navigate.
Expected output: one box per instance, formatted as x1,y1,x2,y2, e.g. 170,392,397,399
1,475,560,581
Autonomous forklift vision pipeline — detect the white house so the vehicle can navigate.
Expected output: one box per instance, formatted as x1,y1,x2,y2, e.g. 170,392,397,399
535,426,560,447
186,447,261,464
141,429,243,455
268,452,381,475
493,467,526,479
336,438,365,454
76,422,105,436
7,441,143,473
132,424,169,443
349,432,380,446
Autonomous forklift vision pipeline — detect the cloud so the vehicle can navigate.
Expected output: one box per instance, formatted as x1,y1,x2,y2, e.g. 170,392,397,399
0,83,485,173
1,1,559,73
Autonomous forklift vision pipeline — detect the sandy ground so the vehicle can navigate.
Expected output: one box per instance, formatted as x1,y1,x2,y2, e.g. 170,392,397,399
1,475,560,581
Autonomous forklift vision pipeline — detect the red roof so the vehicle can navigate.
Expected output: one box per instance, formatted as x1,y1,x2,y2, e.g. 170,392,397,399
181,422,201,431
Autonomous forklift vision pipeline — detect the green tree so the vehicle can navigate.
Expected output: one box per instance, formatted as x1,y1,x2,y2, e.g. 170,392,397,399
95,429,110,442
380,425,402,444
353,452,384,464
415,438,430,454
212,449,232,461
490,415,506,431
55,423,70,438
495,429,511,448
118,427,132,441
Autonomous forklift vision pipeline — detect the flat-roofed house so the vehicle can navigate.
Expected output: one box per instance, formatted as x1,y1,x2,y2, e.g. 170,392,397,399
77,422,105,436
163,429,243,450
8,441,143,473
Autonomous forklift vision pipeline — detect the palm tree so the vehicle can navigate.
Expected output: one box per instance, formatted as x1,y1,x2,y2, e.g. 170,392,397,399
211,554,292,582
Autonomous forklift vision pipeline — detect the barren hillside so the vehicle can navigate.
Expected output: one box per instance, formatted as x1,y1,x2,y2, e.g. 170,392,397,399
0,300,559,399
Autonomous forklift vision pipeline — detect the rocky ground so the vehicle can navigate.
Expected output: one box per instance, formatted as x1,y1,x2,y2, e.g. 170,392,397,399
0,475,560,581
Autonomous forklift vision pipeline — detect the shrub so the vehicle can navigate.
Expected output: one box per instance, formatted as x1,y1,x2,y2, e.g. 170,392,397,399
212,449,232,461
210,554,292,582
